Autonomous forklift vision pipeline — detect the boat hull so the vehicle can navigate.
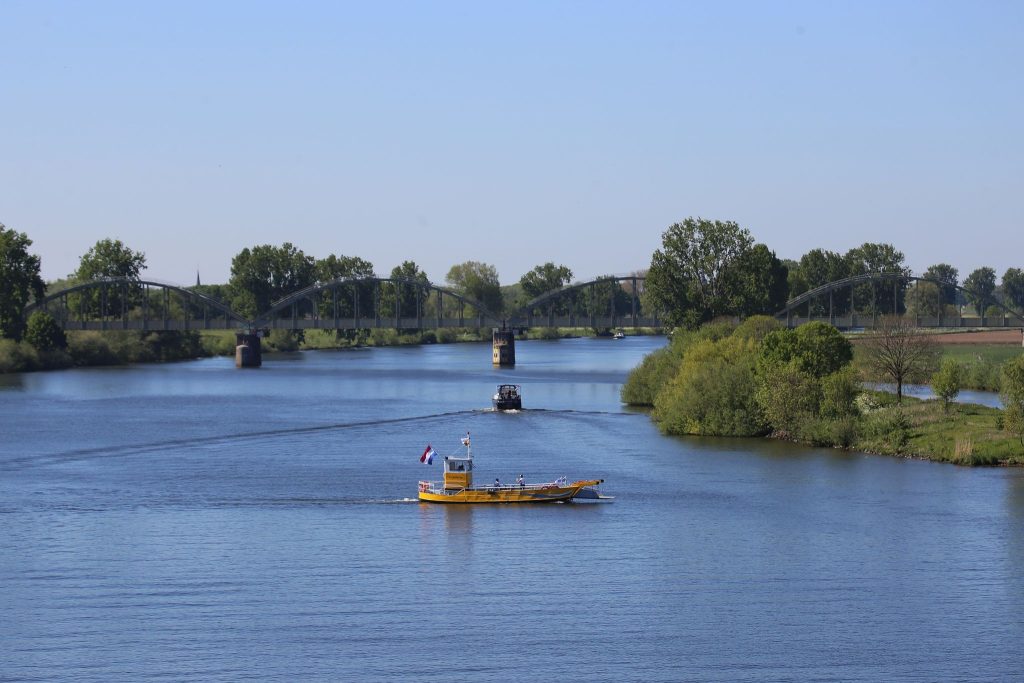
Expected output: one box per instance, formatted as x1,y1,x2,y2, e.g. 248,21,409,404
492,398,522,411
418,480,602,504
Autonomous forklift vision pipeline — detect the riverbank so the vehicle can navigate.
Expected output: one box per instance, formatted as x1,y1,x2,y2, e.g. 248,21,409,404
622,317,1024,467
0,326,663,373
821,390,1021,466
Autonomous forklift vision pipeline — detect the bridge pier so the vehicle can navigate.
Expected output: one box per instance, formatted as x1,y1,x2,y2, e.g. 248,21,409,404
492,327,515,366
235,332,263,368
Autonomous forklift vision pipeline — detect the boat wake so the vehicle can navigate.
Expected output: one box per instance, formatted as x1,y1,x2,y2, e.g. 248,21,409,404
5,408,642,471
3,410,481,471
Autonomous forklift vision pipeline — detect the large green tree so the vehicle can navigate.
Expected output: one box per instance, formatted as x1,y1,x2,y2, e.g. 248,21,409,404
0,224,46,340
963,267,997,315
71,238,147,319
646,217,787,328
788,249,848,312
75,238,147,280
313,254,375,321
906,263,960,319
923,263,959,307
843,242,909,314
446,261,503,317
561,275,634,322
726,244,789,317
1001,268,1024,312
229,243,316,318
315,254,374,283
518,262,573,314
381,261,430,320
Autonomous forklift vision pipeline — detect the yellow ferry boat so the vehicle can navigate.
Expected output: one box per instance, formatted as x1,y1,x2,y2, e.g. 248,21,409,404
417,434,607,504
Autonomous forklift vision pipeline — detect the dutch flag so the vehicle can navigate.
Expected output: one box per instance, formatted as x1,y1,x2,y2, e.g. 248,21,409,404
420,445,436,465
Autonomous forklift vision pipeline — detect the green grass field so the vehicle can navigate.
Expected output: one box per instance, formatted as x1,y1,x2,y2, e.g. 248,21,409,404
852,343,1022,392
938,344,1023,365
894,397,1022,465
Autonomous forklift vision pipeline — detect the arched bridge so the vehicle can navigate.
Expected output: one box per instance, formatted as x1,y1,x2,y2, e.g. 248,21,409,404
504,275,659,329
252,275,498,331
29,274,662,332
777,272,1024,329
27,277,250,332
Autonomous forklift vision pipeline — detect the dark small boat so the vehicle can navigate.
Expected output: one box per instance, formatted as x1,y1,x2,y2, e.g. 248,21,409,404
492,384,522,411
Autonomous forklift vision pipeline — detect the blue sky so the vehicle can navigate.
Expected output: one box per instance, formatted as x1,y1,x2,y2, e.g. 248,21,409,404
1,1,1021,285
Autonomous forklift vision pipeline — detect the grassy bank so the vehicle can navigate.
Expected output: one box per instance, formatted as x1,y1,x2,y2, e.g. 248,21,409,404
1,330,224,373
849,391,1021,466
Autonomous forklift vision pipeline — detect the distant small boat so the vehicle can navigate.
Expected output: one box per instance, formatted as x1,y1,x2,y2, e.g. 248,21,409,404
418,434,606,504
492,384,522,410
613,330,625,339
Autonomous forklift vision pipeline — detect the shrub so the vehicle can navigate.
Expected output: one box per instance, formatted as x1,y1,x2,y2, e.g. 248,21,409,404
799,416,859,449
0,338,40,372
653,336,766,436
820,367,861,419
829,416,859,449
67,332,119,366
621,344,684,406
759,322,853,379
755,362,820,437
264,329,301,352
530,327,561,340
732,315,782,342
24,311,67,351
1002,356,1024,449
964,360,1001,391
931,358,964,413
435,328,459,344
860,406,911,452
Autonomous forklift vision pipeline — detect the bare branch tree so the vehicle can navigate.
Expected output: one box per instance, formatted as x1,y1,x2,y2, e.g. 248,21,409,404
862,316,941,403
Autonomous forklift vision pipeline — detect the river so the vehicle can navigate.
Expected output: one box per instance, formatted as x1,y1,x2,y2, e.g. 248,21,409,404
2,336,1023,682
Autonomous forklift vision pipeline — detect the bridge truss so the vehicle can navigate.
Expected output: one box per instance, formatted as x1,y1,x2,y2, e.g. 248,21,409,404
26,278,249,332
29,274,663,333
777,272,1024,329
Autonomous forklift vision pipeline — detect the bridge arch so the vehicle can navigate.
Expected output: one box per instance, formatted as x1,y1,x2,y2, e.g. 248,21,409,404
26,277,250,331
505,275,659,329
777,272,1023,328
252,275,501,330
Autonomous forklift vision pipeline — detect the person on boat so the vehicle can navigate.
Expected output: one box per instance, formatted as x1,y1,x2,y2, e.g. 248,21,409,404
494,477,501,489
517,474,524,488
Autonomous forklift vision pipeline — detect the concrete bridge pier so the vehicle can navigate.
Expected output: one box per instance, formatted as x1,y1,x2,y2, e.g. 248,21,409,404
235,331,263,368
492,327,515,366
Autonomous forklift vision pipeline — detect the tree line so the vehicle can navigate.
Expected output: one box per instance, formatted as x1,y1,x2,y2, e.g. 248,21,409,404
3,216,1024,349
643,217,1024,329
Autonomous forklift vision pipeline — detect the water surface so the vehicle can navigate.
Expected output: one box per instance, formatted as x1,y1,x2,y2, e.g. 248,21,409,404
2,336,1023,681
